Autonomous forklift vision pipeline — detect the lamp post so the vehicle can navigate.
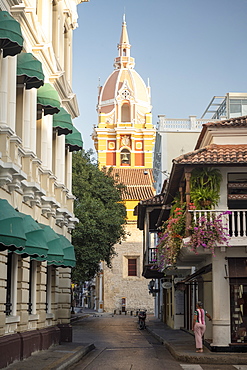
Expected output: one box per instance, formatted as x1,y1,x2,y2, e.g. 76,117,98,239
148,279,159,296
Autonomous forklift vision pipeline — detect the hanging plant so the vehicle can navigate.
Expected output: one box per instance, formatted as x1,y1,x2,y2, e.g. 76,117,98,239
154,206,186,270
190,167,222,209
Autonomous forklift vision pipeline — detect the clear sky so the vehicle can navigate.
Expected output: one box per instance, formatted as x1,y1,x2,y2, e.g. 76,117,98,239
72,0,247,151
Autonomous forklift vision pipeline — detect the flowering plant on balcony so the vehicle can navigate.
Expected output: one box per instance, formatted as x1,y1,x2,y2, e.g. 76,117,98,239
185,211,231,255
154,208,231,272
154,206,186,270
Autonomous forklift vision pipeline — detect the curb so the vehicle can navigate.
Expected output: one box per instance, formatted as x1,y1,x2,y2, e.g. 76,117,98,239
146,326,164,344
146,326,247,365
49,343,95,370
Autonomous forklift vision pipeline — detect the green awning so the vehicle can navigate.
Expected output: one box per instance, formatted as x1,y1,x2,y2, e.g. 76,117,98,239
65,126,83,151
57,234,76,268
17,53,44,90
14,214,48,259
53,107,73,135
0,199,26,251
37,83,60,115
39,224,64,265
0,11,23,57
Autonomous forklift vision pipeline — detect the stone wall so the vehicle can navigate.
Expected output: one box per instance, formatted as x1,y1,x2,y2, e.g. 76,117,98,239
103,223,154,313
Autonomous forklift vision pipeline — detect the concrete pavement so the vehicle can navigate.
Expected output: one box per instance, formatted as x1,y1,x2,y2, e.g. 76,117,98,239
4,309,247,368
146,316,247,365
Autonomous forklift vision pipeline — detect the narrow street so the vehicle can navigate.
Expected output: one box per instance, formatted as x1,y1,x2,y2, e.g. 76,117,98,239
69,314,244,370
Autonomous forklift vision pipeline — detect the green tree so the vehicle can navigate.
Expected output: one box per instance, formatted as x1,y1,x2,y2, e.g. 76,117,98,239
71,150,127,283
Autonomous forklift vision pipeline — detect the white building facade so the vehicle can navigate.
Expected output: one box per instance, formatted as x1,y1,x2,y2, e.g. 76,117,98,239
0,0,85,367
153,115,217,193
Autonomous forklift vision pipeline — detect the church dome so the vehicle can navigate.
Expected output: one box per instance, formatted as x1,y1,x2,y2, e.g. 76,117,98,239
99,68,151,110
97,16,151,116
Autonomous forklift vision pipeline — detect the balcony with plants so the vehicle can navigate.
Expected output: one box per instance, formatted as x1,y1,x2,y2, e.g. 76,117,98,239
153,167,247,272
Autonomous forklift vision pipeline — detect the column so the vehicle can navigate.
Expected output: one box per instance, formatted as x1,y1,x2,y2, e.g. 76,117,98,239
8,56,17,131
23,89,32,149
46,115,53,171
65,149,72,192
11,253,18,317
30,89,37,153
0,56,8,126
211,249,231,347
56,134,65,184
98,262,103,313
41,115,53,169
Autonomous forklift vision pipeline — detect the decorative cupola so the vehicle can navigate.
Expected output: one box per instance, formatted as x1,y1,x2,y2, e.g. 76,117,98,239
93,16,155,171
114,15,135,70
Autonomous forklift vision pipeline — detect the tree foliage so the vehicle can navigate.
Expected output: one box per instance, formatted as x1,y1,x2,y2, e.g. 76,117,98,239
71,150,127,283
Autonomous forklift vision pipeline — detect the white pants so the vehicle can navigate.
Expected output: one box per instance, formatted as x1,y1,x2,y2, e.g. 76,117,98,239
194,322,206,348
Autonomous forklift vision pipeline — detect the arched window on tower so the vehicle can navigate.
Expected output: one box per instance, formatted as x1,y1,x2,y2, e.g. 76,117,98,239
121,149,131,166
121,103,130,122
123,49,126,56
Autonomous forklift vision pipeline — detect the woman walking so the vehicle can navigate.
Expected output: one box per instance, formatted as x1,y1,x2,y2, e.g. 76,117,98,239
192,301,212,353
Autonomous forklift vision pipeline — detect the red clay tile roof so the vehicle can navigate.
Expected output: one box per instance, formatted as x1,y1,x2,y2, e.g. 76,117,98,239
139,193,166,206
111,168,155,200
196,116,247,149
206,115,247,128
173,144,247,165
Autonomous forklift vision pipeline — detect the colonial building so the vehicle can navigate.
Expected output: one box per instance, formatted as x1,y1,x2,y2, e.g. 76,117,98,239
92,16,155,313
137,115,247,351
0,0,85,367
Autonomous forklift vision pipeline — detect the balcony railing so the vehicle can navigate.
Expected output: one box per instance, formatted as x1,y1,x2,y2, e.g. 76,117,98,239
189,209,247,240
157,115,218,132
148,247,157,264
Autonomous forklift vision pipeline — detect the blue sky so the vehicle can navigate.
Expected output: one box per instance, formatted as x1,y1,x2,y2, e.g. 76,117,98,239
72,0,247,150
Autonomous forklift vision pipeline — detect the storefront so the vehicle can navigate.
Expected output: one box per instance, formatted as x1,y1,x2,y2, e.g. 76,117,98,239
229,258,247,344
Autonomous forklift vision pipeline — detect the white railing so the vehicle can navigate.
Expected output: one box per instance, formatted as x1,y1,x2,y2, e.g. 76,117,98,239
157,115,218,132
189,209,247,239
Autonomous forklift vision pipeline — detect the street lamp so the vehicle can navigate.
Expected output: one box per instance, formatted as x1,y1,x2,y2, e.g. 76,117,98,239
148,279,159,295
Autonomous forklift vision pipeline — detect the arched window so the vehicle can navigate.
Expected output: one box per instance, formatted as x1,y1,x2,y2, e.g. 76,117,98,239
121,149,131,166
121,103,130,122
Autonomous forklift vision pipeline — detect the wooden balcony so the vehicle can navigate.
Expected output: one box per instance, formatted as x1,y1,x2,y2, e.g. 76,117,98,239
143,247,163,279
143,209,247,273
177,209,247,265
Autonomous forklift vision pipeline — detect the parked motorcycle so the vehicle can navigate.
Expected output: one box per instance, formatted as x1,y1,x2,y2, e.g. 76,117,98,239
138,309,146,330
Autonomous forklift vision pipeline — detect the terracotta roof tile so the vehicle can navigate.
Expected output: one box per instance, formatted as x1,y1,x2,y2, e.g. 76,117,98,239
205,115,247,128
173,144,247,165
195,115,247,149
140,193,166,206
111,168,155,200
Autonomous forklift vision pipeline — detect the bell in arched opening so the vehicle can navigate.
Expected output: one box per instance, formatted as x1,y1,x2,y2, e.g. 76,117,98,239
121,150,130,165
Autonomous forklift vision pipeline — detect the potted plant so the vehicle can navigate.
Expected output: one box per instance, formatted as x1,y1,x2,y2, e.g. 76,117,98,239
190,167,222,209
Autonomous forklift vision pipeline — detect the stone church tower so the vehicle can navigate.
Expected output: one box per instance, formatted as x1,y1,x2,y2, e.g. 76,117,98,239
92,16,155,313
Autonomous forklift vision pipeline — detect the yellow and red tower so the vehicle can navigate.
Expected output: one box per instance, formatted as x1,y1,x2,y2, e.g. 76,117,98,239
93,15,155,220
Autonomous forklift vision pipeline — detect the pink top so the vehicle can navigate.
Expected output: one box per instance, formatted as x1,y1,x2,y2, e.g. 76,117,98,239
195,308,206,325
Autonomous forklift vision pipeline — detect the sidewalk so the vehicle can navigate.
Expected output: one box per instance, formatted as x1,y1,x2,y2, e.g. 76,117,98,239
4,309,95,370
146,316,247,365
4,311,247,368
4,342,94,370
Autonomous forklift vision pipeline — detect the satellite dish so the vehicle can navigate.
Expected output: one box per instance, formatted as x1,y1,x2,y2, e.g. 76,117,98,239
162,282,172,289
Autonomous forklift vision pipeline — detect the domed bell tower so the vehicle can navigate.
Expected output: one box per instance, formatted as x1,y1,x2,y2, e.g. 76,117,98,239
93,16,155,315
93,15,155,172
